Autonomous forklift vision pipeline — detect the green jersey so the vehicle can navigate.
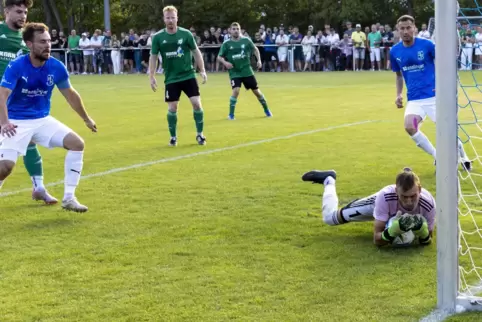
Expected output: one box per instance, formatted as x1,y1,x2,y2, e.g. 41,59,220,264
151,27,197,85
218,37,255,79
368,31,382,48
68,35,81,54
0,22,28,77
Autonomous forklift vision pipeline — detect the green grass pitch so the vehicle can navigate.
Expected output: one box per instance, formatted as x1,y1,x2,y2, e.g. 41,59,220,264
1,71,482,321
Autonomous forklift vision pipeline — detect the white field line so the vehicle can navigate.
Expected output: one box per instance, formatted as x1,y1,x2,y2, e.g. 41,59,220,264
0,120,378,198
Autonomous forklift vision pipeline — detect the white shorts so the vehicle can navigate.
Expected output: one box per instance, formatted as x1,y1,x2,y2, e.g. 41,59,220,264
277,50,287,62
370,47,381,62
405,97,436,122
0,116,72,157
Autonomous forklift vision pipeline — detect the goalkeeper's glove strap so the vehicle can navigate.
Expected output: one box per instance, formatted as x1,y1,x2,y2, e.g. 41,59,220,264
419,235,432,245
382,229,395,243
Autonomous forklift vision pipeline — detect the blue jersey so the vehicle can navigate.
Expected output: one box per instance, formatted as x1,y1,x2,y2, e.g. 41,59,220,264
0,54,70,120
390,38,435,102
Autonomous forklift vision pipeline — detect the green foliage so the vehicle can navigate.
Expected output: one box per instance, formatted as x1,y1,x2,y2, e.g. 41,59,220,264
21,0,472,34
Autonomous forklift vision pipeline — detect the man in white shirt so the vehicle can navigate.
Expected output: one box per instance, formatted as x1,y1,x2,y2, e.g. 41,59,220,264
326,28,340,70
418,23,431,40
275,29,290,72
79,32,93,74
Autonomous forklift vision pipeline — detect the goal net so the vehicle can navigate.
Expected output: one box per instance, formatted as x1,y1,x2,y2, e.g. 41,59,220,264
456,1,482,307
434,0,482,314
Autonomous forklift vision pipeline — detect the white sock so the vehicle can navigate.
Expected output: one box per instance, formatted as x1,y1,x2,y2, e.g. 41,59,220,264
64,150,84,200
322,177,340,226
458,140,469,162
31,176,45,191
411,131,436,159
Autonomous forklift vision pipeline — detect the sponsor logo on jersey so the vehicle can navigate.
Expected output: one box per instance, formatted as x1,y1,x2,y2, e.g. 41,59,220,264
21,88,48,97
402,64,425,72
418,50,424,60
0,51,17,60
166,46,184,58
232,50,246,60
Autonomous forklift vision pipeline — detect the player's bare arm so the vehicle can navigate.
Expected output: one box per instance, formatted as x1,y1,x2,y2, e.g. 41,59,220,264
374,220,390,246
192,47,207,83
395,71,404,108
217,55,232,69
148,54,159,92
0,86,16,137
253,46,262,70
59,87,97,132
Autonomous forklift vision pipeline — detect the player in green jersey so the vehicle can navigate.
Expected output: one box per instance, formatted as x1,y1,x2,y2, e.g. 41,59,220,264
0,0,57,204
217,22,272,120
149,5,207,147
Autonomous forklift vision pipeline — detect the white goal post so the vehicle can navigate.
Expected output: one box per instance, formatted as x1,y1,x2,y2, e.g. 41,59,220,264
436,0,482,314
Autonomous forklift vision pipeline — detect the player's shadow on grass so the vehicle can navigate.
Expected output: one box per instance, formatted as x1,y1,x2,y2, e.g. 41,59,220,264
23,217,80,230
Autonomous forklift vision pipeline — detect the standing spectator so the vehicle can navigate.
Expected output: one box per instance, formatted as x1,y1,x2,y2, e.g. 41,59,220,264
290,26,303,71
275,29,290,72
302,30,316,71
344,22,354,37
68,29,81,74
122,35,134,73
315,30,325,71
79,32,92,74
461,29,475,70
138,33,150,72
338,33,353,71
189,27,201,46
111,34,121,74
475,26,482,70
382,25,394,70
263,29,278,72
418,23,431,40
90,30,103,74
351,24,366,71
133,34,142,73
200,30,213,72
50,29,61,60
60,31,68,65
102,30,113,74
322,24,331,70
368,24,382,71
253,32,265,71
327,28,340,70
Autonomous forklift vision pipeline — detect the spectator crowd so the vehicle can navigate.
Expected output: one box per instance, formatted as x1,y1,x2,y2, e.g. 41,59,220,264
48,20,480,75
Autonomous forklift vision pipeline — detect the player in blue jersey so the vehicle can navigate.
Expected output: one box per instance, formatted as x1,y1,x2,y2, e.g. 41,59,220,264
390,15,471,170
0,23,97,212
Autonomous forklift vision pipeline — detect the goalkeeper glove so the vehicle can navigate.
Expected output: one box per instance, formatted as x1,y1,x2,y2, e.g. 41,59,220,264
412,214,431,245
381,211,424,243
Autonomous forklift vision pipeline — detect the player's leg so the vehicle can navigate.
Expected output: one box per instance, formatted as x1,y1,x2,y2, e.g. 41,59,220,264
0,121,34,190
23,143,58,204
404,100,436,161
36,117,87,212
424,98,473,170
165,82,182,146
183,78,206,145
247,76,272,117
302,170,375,225
228,78,242,120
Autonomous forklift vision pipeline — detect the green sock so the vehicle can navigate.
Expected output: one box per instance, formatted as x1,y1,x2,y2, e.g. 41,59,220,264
167,111,178,137
23,144,43,177
193,109,204,134
229,96,237,116
258,95,269,110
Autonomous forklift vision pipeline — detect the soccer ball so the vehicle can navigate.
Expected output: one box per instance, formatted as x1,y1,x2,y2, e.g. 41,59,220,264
387,216,416,246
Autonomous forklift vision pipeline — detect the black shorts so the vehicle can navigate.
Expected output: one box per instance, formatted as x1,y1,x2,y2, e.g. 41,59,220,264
231,76,258,90
165,77,200,102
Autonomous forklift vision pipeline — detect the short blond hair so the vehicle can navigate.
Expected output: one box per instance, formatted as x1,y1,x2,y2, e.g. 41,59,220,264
397,15,415,25
231,22,241,29
163,5,178,14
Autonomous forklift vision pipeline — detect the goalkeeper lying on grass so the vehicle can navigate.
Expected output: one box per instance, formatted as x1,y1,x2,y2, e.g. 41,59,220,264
302,168,434,247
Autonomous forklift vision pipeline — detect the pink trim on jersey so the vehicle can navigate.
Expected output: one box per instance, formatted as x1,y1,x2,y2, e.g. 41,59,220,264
373,184,436,231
